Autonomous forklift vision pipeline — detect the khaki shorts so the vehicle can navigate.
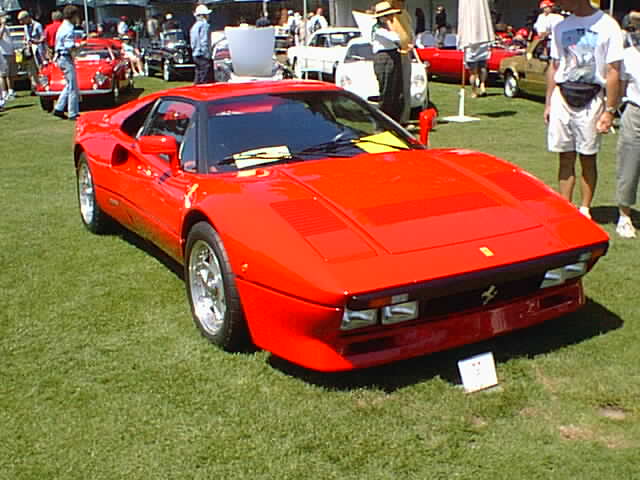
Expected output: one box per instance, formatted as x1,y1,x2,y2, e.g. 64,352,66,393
547,86,604,155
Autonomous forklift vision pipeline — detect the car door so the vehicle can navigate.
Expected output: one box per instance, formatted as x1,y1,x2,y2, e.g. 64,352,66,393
305,33,326,74
523,40,550,96
135,98,199,258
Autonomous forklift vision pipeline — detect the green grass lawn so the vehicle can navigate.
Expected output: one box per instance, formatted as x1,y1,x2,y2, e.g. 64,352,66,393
1,79,639,479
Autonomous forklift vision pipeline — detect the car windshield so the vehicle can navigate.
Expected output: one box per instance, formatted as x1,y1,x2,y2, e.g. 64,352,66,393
206,90,421,172
329,31,360,47
345,43,374,62
163,30,186,46
76,48,112,61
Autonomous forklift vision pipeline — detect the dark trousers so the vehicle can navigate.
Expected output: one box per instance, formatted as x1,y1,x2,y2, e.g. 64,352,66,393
374,49,402,122
194,56,213,85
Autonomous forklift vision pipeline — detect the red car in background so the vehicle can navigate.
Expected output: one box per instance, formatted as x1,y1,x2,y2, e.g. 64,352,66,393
74,81,608,372
415,33,518,83
36,38,133,112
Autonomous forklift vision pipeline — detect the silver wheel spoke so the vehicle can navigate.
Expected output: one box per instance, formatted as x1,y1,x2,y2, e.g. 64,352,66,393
189,239,227,336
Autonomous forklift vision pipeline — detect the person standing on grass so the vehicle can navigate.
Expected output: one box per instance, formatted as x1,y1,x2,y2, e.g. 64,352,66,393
53,5,81,120
544,0,624,219
614,12,640,238
372,2,403,122
0,11,16,102
190,4,213,85
389,0,414,124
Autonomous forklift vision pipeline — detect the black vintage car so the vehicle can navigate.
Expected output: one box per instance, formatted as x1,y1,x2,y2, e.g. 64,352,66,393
143,29,195,81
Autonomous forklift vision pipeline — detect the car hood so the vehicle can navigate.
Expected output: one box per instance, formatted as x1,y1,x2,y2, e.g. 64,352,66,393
277,148,543,255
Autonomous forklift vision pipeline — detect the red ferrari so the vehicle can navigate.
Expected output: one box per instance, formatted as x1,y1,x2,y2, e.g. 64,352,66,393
36,38,133,112
74,80,608,372
415,34,518,83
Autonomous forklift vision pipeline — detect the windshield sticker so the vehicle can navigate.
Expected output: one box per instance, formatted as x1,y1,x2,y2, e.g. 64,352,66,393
233,145,291,169
356,131,407,153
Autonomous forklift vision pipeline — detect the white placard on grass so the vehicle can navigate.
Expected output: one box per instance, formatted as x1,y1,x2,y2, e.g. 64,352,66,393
457,352,498,393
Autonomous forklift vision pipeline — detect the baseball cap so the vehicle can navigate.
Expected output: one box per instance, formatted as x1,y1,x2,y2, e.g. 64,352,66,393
539,0,553,8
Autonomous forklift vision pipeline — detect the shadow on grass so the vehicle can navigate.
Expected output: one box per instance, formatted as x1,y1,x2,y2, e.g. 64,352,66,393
268,298,622,392
479,110,518,118
111,223,184,280
591,205,640,226
5,103,35,110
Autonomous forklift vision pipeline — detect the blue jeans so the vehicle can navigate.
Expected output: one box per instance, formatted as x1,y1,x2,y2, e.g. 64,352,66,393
55,56,79,118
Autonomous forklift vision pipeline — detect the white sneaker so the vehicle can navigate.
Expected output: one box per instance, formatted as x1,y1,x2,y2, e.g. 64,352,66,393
616,216,636,239
579,206,591,219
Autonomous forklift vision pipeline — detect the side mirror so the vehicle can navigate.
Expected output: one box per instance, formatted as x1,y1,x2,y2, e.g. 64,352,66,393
139,135,180,172
418,108,437,146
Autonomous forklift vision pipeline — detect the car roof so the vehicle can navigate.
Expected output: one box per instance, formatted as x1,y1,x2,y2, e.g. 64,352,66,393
312,27,360,35
147,80,343,103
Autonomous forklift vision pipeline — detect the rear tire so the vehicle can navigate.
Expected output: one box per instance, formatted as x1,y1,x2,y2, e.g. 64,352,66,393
185,222,250,352
503,72,519,98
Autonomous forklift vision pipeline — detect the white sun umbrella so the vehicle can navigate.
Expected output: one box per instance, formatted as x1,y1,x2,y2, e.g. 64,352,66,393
442,0,494,123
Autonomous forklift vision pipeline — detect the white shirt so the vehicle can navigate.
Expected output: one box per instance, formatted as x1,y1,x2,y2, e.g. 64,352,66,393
621,46,640,106
550,10,624,86
534,13,563,36
372,25,400,53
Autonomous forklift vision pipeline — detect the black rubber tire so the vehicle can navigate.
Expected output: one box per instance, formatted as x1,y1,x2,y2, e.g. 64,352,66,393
185,222,250,352
76,153,110,234
40,96,54,112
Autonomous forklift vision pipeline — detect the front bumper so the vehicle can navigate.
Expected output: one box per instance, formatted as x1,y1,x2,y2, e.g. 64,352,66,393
172,63,195,69
36,88,113,97
236,277,586,372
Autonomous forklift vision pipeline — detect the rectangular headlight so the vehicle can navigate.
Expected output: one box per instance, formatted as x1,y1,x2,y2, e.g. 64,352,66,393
381,301,419,325
341,308,377,331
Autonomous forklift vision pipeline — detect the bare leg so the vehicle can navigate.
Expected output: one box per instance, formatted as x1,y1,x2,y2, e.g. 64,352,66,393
479,66,487,95
470,69,478,97
578,154,597,209
558,151,577,202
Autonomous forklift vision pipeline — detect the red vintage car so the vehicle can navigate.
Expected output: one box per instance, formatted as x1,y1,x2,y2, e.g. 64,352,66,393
74,80,608,372
36,38,133,112
415,33,519,83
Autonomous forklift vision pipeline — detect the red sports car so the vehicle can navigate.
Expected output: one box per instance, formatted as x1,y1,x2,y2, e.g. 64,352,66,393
36,38,133,112
74,80,608,372
415,33,518,83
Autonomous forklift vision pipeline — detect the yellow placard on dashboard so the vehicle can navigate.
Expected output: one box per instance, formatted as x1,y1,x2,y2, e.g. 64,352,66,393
356,131,407,153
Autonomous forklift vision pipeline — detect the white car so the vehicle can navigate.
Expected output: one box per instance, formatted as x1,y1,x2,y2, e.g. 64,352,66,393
335,38,430,115
287,27,360,80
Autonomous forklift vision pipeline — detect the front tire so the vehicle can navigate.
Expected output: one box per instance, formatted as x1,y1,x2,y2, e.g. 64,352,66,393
40,96,53,112
163,61,172,81
76,153,110,234
185,222,250,351
503,72,519,98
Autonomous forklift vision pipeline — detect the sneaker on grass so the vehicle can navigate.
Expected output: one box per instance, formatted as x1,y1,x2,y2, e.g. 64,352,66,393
579,206,591,219
616,216,636,239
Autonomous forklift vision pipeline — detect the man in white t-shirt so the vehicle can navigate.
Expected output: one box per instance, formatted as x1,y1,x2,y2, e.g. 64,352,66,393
614,12,640,238
544,0,624,219
534,0,564,39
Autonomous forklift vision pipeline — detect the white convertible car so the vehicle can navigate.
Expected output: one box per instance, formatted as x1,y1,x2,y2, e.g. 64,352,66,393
335,38,430,115
287,27,361,80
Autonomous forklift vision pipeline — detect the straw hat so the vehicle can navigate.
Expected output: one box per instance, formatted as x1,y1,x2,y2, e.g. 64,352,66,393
373,1,401,18
629,11,640,28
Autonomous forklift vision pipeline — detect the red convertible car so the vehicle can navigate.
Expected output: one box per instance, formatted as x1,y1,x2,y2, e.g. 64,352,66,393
36,38,133,112
415,33,518,83
74,80,608,372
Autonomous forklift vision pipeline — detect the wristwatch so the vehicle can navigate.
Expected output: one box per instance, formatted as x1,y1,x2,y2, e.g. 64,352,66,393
604,105,617,114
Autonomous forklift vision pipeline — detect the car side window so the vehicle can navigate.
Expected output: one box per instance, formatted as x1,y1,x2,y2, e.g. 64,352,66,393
141,99,197,162
179,120,197,172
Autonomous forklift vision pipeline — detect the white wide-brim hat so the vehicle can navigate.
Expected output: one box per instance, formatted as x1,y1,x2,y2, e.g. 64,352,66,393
194,5,212,16
373,1,401,18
